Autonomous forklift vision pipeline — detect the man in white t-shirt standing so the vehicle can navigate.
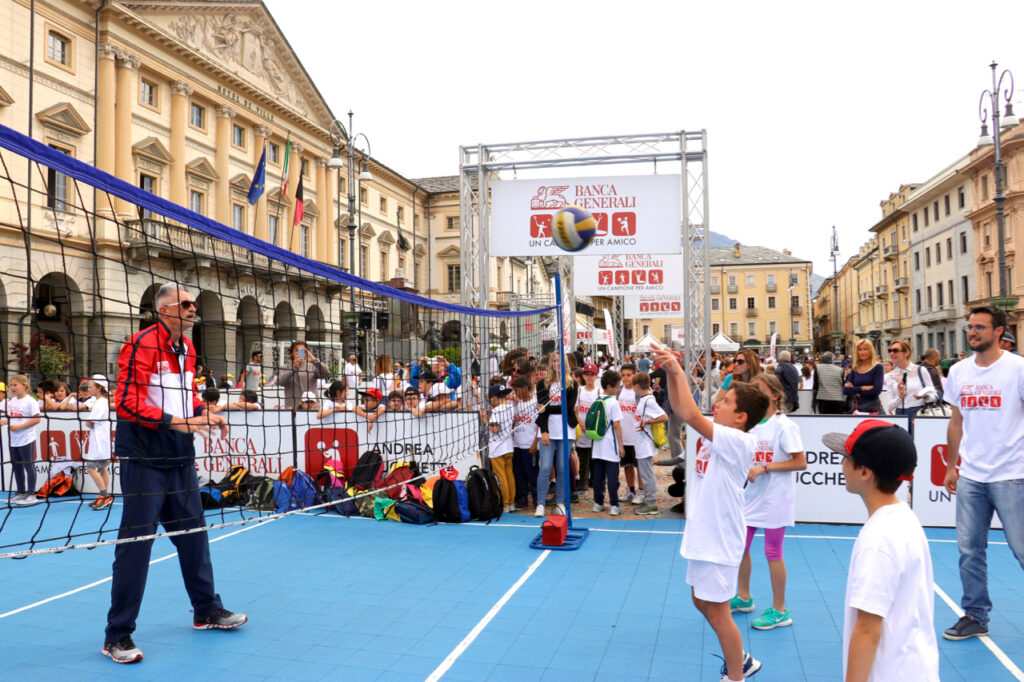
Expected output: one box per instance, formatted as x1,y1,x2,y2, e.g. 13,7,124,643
942,304,1024,641
343,354,362,402
822,420,939,681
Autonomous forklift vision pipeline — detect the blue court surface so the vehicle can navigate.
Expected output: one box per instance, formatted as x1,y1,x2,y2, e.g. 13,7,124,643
1,502,1022,681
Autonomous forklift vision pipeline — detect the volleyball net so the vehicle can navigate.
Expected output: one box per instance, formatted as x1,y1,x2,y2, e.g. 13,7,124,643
0,123,556,559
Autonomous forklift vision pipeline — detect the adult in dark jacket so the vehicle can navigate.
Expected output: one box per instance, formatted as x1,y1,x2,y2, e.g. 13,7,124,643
104,284,245,665
776,350,801,413
843,339,885,413
534,356,578,517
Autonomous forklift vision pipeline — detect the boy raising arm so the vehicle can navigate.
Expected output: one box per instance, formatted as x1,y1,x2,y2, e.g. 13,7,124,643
651,344,768,682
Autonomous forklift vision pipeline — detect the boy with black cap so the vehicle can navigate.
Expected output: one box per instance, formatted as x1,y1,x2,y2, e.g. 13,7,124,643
821,420,939,681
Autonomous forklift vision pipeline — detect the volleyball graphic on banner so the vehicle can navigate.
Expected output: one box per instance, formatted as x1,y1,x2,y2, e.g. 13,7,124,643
550,206,597,252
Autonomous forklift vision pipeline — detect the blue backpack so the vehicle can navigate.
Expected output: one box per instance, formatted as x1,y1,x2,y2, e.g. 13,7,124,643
273,470,318,512
395,500,435,524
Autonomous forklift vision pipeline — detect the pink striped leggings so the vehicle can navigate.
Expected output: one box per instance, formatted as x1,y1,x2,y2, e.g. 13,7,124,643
744,526,786,561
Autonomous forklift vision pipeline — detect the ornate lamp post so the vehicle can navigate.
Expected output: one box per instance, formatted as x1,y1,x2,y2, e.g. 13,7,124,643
977,62,1019,309
328,112,373,359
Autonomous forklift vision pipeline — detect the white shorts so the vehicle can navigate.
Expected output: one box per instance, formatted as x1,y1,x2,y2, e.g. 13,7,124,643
686,559,737,603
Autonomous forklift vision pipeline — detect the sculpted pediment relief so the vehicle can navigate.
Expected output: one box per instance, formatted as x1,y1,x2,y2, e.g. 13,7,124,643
126,5,327,122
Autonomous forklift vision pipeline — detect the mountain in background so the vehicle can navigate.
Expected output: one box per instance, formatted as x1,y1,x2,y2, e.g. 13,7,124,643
708,231,825,296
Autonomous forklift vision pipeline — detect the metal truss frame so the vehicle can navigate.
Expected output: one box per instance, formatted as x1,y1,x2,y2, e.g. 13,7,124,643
460,132,709,401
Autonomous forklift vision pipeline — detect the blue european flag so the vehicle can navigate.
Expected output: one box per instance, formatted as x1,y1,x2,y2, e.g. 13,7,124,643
247,147,266,205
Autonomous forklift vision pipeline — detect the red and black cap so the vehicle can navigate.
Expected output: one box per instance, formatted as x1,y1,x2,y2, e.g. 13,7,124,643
821,419,916,482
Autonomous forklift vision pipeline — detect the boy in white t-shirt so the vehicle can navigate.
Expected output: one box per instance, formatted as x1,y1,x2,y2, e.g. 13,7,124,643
618,364,641,503
821,420,939,682
651,344,769,682
509,375,539,510
482,384,516,512
3,374,42,506
590,369,625,515
632,372,667,515
574,363,601,495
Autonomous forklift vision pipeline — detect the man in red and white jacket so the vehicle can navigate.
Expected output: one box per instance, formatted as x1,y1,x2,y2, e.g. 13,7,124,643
104,284,246,665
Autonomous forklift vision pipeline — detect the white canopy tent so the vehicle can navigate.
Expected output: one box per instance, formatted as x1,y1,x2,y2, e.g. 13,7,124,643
629,333,661,353
710,332,740,353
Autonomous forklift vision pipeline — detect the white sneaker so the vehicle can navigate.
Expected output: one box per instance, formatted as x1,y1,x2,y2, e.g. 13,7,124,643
14,495,38,506
504,504,513,513
592,503,603,513
631,492,644,504
601,502,611,511
534,505,545,517
610,505,621,516
554,504,566,515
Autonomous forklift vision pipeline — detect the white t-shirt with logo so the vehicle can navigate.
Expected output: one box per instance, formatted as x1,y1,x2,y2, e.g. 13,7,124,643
944,350,1024,482
487,403,514,457
618,387,637,446
574,386,600,447
744,413,803,528
680,422,755,566
591,395,623,463
843,502,939,682
6,395,41,448
511,398,539,450
86,397,112,461
545,384,575,441
633,394,666,460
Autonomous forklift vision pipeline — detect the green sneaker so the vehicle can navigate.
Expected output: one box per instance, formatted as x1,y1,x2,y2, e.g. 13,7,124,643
635,503,659,515
729,595,754,613
751,606,792,630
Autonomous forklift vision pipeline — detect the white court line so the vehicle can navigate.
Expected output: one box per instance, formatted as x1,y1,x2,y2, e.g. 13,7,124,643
933,583,1024,681
425,549,551,682
0,522,265,620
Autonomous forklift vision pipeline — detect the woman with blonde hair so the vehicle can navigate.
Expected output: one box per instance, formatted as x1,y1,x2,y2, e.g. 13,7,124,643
374,354,398,395
842,338,884,414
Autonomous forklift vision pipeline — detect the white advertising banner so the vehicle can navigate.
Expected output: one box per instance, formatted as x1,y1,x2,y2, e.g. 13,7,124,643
573,253,684,295
684,415,909,525
910,416,1002,529
491,174,682,256
624,295,685,319
4,411,482,496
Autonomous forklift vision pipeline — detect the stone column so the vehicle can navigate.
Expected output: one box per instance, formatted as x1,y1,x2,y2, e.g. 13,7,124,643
214,105,235,225
315,157,328,262
284,142,302,249
114,50,140,218
327,167,340,266
252,125,271,240
95,43,118,231
169,81,193,209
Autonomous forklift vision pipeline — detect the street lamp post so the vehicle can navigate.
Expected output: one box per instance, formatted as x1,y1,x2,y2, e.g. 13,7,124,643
977,62,1020,309
830,226,841,358
328,111,373,360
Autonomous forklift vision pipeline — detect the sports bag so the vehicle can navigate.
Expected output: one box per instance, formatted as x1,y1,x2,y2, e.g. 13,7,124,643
465,465,503,522
200,484,224,509
245,477,276,511
217,464,253,506
373,495,399,521
326,486,358,516
382,464,416,500
584,396,610,441
395,500,435,525
348,450,384,490
348,486,376,518
420,476,440,507
432,477,471,523
35,472,76,499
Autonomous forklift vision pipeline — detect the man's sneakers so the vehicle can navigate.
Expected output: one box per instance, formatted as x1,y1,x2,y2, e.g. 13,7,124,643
943,614,988,641
102,635,143,664
751,607,792,630
609,505,622,516
194,608,248,630
635,503,659,515
729,595,755,613
719,651,762,680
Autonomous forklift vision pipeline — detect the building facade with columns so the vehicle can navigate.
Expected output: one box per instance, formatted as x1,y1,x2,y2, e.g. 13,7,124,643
0,0,551,380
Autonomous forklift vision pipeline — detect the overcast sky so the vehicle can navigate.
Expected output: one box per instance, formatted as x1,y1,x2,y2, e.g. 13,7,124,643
265,0,1024,276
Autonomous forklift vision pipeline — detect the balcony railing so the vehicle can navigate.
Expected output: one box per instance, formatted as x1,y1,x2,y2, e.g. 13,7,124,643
124,219,270,269
858,291,874,303
790,305,803,316
883,245,899,260
875,284,889,298
495,291,512,310
883,318,901,332
893,276,909,291
710,284,720,294
727,284,738,294
745,307,758,317
765,282,777,292
918,304,958,324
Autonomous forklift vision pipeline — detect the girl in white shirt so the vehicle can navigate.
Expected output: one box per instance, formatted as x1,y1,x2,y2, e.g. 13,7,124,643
84,379,113,509
731,373,807,631
3,374,42,504
317,380,351,420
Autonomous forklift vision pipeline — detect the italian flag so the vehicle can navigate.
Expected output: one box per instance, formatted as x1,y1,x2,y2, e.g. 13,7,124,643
280,138,291,199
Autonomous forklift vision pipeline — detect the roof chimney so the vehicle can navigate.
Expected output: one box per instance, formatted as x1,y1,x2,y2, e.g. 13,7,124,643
733,243,741,258
783,248,792,256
